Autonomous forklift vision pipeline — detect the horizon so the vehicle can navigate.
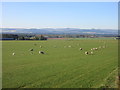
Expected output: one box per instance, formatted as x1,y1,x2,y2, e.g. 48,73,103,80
1,2,118,29
1,27,118,30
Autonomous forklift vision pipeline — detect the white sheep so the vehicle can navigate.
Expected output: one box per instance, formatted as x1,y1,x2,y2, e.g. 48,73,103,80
93,48,98,50
91,51,93,55
39,51,45,54
12,53,15,56
85,51,89,55
95,48,98,50
40,45,42,48
79,48,83,50
68,45,71,48
29,49,33,51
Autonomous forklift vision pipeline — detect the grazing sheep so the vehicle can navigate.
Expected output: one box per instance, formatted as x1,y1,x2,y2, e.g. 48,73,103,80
79,48,83,50
85,51,89,55
68,45,71,48
40,45,42,48
93,48,98,50
90,51,93,55
12,53,15,56
39,51,45,54
95,48,98,50
29,49,33,51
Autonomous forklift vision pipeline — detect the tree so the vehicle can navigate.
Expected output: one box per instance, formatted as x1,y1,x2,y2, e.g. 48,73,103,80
35,37,39,40
18,36,25,40
39,35,47,40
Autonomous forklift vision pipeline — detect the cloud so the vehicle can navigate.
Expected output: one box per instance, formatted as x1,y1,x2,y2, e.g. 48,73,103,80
2,30,16,32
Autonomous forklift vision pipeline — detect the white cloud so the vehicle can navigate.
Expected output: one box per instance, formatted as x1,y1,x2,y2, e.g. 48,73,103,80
2,30,16,32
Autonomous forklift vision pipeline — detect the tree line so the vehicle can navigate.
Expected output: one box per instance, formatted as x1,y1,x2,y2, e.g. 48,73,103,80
1,33,117,40
2,34,47,40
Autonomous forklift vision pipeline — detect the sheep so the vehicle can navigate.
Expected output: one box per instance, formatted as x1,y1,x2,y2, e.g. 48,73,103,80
68,45,71,48
85,51,89,55
38,51,41,54
93,48,98,50
90,51,93,55
92,48,96,50
29,49,33,51
79,48,83,50
40,45,42,48
29,49,34,55
91,48,93,50
39,51,45,54
95,48,98,50
12,52,15,56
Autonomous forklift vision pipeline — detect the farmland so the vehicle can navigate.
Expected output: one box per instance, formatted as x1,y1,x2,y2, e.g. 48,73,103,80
2,38,118,88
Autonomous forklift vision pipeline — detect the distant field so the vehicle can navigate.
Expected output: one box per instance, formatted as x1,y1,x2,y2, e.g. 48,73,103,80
2,38,118,88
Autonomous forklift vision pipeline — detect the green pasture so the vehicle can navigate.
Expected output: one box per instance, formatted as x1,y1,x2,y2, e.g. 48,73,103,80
2,38,118,88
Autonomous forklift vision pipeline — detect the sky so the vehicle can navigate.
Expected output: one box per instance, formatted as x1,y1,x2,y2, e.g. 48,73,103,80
1,2,118,29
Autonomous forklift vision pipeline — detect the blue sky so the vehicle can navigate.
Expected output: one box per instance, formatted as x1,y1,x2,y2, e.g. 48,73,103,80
2,2,118,29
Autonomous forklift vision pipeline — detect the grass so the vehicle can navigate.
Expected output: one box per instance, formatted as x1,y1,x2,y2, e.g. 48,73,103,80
2,38,118,88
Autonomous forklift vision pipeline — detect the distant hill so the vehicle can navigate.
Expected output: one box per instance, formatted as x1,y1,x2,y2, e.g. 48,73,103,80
1,28,118,35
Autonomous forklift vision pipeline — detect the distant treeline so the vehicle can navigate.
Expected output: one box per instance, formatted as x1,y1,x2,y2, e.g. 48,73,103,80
46,34,97,38
2,34,47,40
1,34,118,40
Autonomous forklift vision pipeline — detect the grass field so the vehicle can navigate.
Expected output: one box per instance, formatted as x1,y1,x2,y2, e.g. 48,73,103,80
2,38,118,88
